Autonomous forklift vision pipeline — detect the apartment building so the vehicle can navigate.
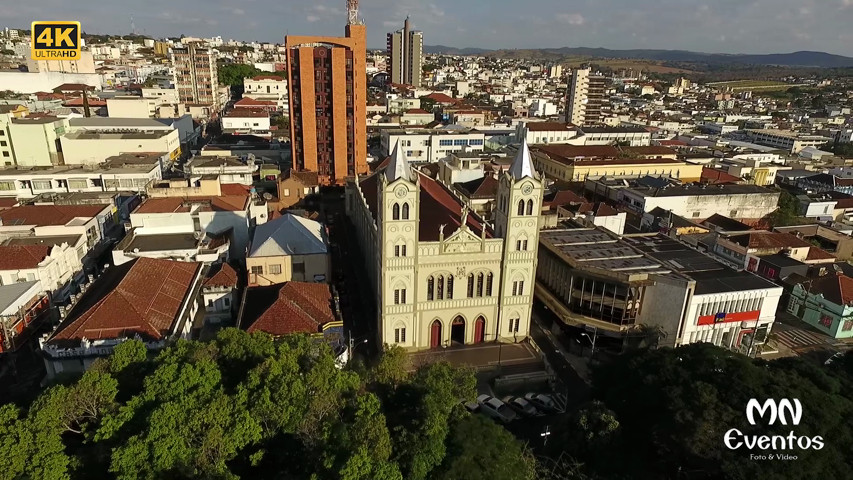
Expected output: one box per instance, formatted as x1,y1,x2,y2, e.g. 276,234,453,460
386,17,424,87
745,129,832,154
565,68,606,126
285,11,368,186
172,43,219,112
380,128,486,163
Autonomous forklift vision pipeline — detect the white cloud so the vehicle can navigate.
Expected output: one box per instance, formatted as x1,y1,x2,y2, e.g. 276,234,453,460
556,13,585,25
306,15,321,22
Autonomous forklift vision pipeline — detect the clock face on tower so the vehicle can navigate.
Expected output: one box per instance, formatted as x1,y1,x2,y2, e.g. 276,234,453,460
522,183,533,195
395,186,408,198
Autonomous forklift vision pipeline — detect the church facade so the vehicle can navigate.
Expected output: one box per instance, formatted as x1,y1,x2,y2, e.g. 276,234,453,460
346,141,543,351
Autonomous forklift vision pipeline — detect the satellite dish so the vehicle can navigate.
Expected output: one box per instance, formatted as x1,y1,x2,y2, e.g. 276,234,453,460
263,192,273,200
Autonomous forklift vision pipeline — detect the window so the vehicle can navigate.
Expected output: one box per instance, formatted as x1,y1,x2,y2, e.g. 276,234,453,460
453,139,467,146
692,211,701,218
0,181,15,191
392,203,400,220
439,139,453,146
395,244,407,257
68,179,88,189
446,275,454,300
486,273,493,296
223,298,230,308
476,272,484,297
293,262,305,276
467,273,475,298
526,199,534,216
394,288,407,304
0,141,5,146
2,152,8,157
517,199,525,216
469,139,484,146
32,180,52,190
730,210,738,217
427,276,434,301
283,188,291,196
269,264,282,275
207,299,214,308
394,327,407,343
512,280,524,296
508,318,520,333
251,265,264,275
402,203,410,220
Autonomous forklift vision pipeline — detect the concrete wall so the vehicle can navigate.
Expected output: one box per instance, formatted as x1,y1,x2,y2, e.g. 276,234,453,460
247,252,329,285
60,130,180,165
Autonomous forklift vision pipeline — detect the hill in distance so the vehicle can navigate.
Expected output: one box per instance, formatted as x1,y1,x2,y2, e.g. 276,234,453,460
423,45,853,68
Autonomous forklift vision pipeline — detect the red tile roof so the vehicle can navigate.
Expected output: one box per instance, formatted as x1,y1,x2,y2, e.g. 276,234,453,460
50,258,201,344
728,232,813,250
0,198,19,210
0,245,51,270
0,204,108,227
701,167,743,184
235,97,277,107
245,282,335,336
134,196,249,213
546,190,586,209
224,108,269,118
405,108,430,114
531,145,620,163
203,263,239,288
802,274,853,306
425,92,458,104
805,247,836,262
220,183,253,196
357,170,491,242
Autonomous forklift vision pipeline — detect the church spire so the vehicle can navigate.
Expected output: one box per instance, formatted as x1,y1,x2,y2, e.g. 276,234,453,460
508,139,537,181
385,140,412,183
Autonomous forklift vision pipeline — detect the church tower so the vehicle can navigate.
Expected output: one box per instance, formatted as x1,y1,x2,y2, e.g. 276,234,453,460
495,140,542,341
377,141,419,348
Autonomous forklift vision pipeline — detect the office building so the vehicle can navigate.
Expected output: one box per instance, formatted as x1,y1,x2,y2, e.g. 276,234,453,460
172,43,219,113
565,68,606,127
386,17,424,87
285,0,368,186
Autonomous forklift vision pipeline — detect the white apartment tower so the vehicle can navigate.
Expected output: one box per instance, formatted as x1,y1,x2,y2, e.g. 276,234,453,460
172,43,219,111
386,17,424,87
565,67,606,126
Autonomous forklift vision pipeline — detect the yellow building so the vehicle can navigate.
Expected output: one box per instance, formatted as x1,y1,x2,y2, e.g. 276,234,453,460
530,144,703,183
247,213,330,286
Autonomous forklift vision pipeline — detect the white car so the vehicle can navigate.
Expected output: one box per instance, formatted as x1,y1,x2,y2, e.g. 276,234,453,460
524,393,558,413
502,396,539,417
477,394,518,423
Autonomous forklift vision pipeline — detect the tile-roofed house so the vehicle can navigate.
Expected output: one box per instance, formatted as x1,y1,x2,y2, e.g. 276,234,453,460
41,257,204,378
701,167,744,184
275,170,321,210
240,282,337,336
203,262,239,288
0,245,51,270
787,272,853,339
424,92,458,104
0,204,110,227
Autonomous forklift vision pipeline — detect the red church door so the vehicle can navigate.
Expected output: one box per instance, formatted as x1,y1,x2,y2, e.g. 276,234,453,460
430,320,442,349
474,317,485,344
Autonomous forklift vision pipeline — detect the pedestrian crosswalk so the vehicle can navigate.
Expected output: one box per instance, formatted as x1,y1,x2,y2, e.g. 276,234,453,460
773,327,830,351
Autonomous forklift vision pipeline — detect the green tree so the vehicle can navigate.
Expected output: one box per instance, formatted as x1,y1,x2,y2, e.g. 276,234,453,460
217,63,264,86
429,415,536,480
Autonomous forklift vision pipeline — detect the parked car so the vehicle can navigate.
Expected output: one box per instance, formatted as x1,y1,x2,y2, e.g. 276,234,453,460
524,393,558,413
502,396,538,417
462,400,480,413
477,394,518,423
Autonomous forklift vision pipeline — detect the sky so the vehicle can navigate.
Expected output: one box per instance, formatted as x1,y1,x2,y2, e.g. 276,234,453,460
3,0,853,56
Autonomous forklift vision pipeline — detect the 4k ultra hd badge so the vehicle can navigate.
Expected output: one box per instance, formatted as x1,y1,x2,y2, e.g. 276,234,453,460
31,21,81,61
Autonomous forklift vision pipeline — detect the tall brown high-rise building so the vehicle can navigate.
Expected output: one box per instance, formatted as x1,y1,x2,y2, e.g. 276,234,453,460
285,0,368,186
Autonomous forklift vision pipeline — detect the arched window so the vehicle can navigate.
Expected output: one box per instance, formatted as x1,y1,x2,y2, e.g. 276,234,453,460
447,275,454,300
392,203,400,220
517,199,525,216
526,199,534,216
486,273,494,296
402,202,410,220
467,273,475,298
437,275,444,300
476,272,484,297
427,276,434,301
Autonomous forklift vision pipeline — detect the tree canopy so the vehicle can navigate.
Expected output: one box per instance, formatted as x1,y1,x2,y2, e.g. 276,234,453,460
541,343,853,480
217,64,284,87
0,329,535,480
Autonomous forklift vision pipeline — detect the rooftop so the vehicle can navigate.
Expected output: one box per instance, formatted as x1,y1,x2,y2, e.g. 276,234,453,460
0,204,109,227
249,214,328,257
628,183,776,198
133,196,249,214
525,122,576,132
0,245,51,270
48,258,202,346
69,117,171,129
242,282,336,336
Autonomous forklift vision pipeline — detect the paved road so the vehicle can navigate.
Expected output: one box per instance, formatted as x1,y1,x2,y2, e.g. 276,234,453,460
529,309,591,408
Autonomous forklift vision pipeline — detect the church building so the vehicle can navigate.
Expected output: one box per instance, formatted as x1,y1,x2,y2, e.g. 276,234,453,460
346,140,543,350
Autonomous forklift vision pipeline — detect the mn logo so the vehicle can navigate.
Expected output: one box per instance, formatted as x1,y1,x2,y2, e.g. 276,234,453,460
31,21,81,60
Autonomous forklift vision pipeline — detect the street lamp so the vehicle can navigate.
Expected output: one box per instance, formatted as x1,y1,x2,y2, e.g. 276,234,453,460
577,327,598,359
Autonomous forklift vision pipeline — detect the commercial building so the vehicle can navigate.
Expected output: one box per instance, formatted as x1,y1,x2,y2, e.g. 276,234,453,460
0,281,51,354
565,68,606,126
285,3,367,186
380,128,486,164
172,43,219,112
745,129,832,154
185,156,257,185
528,144,702,182
60,129,180,166
386,17,424,87
346,141,543,351
788,273,853,339
618,183,780,224
3,116,69,168
515,122,579,145
221,109,271,137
